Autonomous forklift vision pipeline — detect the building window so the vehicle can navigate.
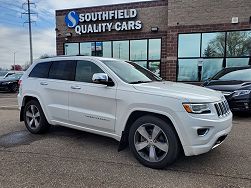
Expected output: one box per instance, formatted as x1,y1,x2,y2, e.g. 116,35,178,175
178,30,251,82
80,42,95,56
113,40,129,60
149,39,161,60
130,40,147,61
178,34,201,58
226,31,251,57
202,32,225,57
102,41,112,58
65,43,79,55
64,38,162,76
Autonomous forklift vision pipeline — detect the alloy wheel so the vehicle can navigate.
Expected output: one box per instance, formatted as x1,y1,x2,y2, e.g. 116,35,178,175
134,123,169,162
25,105,41,129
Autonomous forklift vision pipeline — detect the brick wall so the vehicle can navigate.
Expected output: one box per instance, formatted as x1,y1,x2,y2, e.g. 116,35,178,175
168,0,251,26
56,1,168,38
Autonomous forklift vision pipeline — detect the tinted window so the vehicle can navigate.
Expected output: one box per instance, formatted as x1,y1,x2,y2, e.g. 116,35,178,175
214,68,251,81
29,62,52,78
75,61,104,83
48,61,75,81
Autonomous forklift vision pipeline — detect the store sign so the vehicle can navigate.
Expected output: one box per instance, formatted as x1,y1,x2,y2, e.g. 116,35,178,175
65,9,142,35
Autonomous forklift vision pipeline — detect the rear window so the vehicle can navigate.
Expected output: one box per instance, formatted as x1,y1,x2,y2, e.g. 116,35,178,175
29,62,52,78
48,60,75,81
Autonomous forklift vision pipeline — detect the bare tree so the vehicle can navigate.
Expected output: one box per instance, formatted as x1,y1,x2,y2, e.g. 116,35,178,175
204,31,251,57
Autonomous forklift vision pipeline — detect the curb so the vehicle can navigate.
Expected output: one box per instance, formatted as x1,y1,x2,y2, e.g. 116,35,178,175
0,105,19,110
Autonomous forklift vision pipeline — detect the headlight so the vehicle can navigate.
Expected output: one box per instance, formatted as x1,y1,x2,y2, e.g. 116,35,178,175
183,103,211,114
233,90,251,97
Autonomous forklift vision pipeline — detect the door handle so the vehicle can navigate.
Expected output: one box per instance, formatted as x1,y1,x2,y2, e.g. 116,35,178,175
40,82,48,86
71,85,81,90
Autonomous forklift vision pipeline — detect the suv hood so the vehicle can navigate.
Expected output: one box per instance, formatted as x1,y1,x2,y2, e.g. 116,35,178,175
204,80,251,91
133,81,223,103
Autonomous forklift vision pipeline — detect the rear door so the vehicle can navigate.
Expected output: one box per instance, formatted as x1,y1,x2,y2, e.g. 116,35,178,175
68,60,117,133
42,60,76,123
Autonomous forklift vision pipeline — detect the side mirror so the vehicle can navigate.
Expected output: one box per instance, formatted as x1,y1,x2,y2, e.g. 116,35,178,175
92,73,114,86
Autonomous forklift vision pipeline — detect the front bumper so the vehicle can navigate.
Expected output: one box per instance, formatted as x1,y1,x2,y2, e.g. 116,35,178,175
228,99,251,112
174,110,232,156
0,85,9,91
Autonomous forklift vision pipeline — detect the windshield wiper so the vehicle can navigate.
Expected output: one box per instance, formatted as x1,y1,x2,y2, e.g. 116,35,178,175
129,81,152,84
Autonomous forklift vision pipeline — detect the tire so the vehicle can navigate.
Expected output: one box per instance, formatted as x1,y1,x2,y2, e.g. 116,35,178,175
9,83,18,93
23,100,50,134
129,115,180,169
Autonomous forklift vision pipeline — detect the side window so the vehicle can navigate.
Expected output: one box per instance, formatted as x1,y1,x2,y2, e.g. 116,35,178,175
48,60,75,81
29,62,52,78
75,60,104,83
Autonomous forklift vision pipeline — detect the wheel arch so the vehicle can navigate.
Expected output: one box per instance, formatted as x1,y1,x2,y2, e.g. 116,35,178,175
20,95,45,122
118,110,184,153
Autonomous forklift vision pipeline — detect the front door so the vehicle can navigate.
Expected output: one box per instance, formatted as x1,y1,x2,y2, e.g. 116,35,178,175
69,60,117,133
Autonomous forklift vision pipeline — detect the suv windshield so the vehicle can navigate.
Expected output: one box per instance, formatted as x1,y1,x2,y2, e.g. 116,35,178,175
212,68,251,81
101,60,162,84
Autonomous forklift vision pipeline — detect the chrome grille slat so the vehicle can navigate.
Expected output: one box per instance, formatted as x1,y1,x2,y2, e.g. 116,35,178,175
215,100,230,117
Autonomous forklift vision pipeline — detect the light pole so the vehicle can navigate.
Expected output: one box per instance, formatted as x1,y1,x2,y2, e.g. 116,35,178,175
13,51,17,72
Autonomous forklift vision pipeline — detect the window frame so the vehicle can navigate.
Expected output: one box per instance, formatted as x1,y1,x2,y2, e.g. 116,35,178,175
177,29,251,82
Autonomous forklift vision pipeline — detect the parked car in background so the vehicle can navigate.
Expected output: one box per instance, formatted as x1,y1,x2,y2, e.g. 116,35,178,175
0,71,9,79
0,71,24,79
202,66,251,113
0,72,23,93
18,56,232,169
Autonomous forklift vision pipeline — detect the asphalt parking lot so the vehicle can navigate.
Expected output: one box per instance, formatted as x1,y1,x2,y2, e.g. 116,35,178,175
0,93,250,187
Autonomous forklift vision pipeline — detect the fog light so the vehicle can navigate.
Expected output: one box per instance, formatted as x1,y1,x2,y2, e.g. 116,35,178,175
197,128,209,136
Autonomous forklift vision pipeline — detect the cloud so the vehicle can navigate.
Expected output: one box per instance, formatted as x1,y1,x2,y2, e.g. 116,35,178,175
0,0,152,69
0,25,55,69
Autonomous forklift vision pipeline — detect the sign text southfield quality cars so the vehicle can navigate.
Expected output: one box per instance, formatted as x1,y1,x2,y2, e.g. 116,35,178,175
65,9,142,35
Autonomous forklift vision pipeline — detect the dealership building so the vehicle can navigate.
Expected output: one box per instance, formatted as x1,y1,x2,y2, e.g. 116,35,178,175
55,0,251,82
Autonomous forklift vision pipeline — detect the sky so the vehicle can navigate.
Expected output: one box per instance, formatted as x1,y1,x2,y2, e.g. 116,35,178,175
0,0,152,69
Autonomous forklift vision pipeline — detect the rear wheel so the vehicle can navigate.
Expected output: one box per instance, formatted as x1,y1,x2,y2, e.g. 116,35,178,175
129,115,180,169
24,100,50,134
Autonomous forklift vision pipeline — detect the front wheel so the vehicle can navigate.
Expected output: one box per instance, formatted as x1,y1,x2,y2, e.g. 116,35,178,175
129,115,180,169
24,100,50,134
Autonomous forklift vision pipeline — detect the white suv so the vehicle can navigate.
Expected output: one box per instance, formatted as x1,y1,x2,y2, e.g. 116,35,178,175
18,56,232,169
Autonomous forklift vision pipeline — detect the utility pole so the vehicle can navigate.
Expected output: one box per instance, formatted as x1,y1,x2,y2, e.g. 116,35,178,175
13,51,16,73
22,0,37,64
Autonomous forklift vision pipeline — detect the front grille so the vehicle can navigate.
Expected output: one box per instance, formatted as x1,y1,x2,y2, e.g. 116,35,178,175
214,100,231,117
